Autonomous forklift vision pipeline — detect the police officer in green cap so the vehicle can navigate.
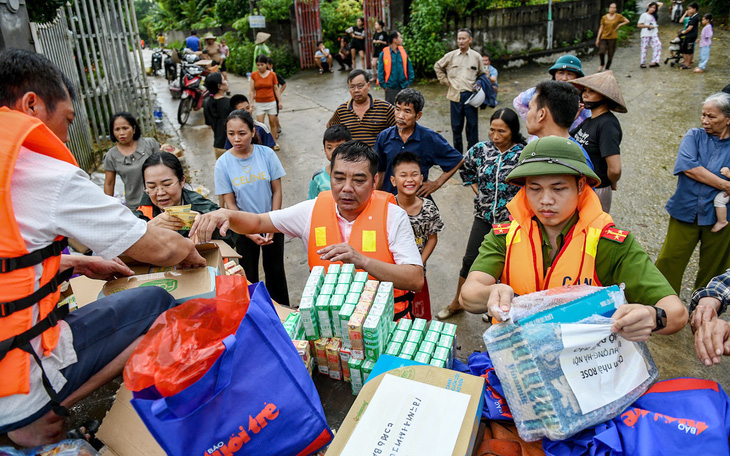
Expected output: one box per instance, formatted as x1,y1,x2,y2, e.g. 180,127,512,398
460,136,688,342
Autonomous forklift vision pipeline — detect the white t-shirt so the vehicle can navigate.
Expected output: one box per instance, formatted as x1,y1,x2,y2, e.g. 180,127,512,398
1,146,147,427
269,198,423,267
639,12,658,37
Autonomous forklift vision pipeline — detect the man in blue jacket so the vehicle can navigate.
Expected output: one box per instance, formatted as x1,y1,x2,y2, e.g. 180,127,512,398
378,31,414,105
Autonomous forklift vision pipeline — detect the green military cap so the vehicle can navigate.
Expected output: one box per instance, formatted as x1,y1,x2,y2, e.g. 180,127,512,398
505,136,601,187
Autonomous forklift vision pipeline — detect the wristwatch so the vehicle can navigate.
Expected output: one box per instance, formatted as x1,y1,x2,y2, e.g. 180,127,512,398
652,307,667,332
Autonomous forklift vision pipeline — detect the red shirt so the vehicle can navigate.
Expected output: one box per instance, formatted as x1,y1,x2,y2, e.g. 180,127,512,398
251,71,277,103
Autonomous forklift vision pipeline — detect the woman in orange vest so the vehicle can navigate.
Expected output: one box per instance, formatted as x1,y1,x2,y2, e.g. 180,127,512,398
134,152,236,247
460,136,688,342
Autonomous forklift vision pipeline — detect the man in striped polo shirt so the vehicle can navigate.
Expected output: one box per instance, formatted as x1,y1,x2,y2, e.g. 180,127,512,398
327,69,395,147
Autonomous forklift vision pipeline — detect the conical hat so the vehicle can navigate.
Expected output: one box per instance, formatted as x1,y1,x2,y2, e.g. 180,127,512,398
569,70,627,113
255,32,271,45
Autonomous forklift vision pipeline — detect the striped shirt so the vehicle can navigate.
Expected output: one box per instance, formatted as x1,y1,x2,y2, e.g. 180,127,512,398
327,95,395,147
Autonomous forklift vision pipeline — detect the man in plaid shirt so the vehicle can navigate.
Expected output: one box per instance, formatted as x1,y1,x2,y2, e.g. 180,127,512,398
691,269,730,366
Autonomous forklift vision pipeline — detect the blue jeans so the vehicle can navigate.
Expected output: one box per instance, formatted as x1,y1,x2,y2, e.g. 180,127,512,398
0,287,178,433
698,45,710,70
450,92,479,153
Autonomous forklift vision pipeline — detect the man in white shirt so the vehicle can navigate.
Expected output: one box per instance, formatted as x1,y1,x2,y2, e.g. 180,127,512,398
193,140,424,295
0,48,205,447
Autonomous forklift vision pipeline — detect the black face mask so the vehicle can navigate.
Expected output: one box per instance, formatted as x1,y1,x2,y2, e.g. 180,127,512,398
582,98,606,110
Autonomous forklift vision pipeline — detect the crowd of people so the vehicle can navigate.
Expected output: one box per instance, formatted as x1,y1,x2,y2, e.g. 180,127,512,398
0,2,728,449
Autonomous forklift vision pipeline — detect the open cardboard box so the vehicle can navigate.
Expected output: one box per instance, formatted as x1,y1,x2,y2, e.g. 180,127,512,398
326,364,485,456
71,241,240,308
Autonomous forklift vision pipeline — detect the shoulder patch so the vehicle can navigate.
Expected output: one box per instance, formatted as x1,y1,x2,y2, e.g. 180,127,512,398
601,226,629,243
492,222,511,235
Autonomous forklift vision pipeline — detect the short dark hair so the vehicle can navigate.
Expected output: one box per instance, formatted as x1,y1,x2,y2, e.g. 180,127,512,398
533,81,580,129
395,88,425,113
316,40,324,47
347,69,370,84
0,48,71,114
323,124,352,145
703,13,712,21
376,20,385,28
109,112,142,142
387,30,400,45
256,54,268,64
230,94,249,109
191,30,197,35
458,28,472,38
331,140,379,178
142,152,185,183
205,72,223,94
688,2,699,9
226,109,255,132
490,108,526,146
392,151,421,172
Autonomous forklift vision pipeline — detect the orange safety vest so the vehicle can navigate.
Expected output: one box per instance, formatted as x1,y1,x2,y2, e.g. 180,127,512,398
500,187,615,296
308,190,412,315
382,46,409,84
0,107,77,398
137,205,154,220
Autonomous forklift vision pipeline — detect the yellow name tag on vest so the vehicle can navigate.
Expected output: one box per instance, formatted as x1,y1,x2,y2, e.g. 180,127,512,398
362,230,376,252
315,226,327,247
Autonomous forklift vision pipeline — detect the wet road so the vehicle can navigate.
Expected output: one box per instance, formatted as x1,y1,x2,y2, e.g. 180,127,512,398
147,12,730,391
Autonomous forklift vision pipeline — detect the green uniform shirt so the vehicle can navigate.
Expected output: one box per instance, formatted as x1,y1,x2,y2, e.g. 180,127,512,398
470,213,676,306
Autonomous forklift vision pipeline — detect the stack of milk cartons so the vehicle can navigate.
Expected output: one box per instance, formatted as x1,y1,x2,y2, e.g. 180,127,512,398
382,319,457,369
362,282,395,362
299,266,325,340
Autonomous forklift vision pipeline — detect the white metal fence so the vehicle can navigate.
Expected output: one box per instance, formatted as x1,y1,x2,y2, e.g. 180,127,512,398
30,0,153,171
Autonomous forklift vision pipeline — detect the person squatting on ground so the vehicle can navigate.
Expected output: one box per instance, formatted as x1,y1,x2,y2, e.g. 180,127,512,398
655,92,730,294
638,2,662,69
595,2,629,72
214,110,290,306
0,48,205,447
434,28,484,154
459,136,688,342
314,41,334,74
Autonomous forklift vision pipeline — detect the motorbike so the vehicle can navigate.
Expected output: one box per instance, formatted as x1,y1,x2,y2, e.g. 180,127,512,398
177,61,208,125
150,48,163,76
671,0,683,23
164,50,177,82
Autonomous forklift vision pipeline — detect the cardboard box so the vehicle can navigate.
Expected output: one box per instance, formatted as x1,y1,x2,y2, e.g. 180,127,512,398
99,266,217,303
325,365,485,456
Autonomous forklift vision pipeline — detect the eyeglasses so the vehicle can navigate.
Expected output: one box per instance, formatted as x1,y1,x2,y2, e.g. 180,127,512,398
349,83,367,91
144,180,180,194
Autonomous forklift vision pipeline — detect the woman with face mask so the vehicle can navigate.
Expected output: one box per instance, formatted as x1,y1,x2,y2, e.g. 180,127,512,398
568,70,627,213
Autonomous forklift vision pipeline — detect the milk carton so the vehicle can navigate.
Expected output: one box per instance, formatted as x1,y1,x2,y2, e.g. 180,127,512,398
315,294,333,338
340,348,352,382
299,296,319,340
327,338,343,380
330,294,345,337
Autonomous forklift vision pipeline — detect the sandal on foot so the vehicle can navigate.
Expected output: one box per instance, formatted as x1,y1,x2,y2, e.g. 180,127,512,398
649,63,660,68
436,307,463,320
640,64,647,69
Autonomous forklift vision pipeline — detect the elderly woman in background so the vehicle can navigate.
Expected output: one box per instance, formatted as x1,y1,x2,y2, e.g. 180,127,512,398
656,92,730,293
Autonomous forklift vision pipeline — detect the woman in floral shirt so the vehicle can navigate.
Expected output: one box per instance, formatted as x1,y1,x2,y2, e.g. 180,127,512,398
437,108,526,320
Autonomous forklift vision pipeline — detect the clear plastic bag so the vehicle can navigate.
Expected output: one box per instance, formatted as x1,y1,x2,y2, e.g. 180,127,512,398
484,286,658,442
0,439,98,456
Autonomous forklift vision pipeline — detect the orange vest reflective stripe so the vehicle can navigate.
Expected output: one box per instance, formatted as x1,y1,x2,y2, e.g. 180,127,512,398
500,188,613,296
0,107,78,397
137,205,154,220
308,190,410,312
382,46,409,84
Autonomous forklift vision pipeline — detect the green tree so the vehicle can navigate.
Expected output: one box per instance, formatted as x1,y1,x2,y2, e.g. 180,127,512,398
27,0,65,23
320,0,362,51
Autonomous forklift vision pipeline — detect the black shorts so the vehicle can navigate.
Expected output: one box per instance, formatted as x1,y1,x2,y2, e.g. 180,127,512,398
680,37,695,54
350,38,365,51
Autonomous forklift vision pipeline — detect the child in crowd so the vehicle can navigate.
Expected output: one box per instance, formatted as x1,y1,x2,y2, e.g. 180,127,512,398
308,125,352,199
215,110,290,305
228,94,276,149
711,166,730,232
483,53,498,94
694,14,713,73
391,152,444,317
203,72,230,160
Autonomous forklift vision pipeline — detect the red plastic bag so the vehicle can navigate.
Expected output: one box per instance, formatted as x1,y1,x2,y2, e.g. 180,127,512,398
123,275,250,397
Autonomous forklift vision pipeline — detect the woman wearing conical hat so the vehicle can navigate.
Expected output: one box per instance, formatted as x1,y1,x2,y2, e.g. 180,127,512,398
568,70,627,213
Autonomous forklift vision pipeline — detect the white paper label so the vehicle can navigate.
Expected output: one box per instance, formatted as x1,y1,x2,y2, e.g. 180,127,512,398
559,324,649,414
340,374,470,456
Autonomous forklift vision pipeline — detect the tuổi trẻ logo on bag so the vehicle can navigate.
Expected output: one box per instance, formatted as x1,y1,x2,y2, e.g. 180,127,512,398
204,403,279,456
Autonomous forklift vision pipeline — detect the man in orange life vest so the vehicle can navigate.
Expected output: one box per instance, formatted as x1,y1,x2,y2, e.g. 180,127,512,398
0,49,205,446
460,136,688,342
192,140,424,316
377,30,414,105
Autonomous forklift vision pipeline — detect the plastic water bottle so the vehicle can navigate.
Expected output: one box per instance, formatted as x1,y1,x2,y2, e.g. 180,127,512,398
154,104,163,124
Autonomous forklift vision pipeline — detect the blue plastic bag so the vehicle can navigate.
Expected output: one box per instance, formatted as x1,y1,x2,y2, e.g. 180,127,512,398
544,378,730,456
131,282,332,456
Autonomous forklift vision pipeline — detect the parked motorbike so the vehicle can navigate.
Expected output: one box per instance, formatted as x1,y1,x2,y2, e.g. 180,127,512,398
150,48,163,76
671,0,683,23
177,62,208,125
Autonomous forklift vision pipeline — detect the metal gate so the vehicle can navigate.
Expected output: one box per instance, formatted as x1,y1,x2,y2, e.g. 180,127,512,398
30,0,153,171
294,0,322,69
363,0,390,69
